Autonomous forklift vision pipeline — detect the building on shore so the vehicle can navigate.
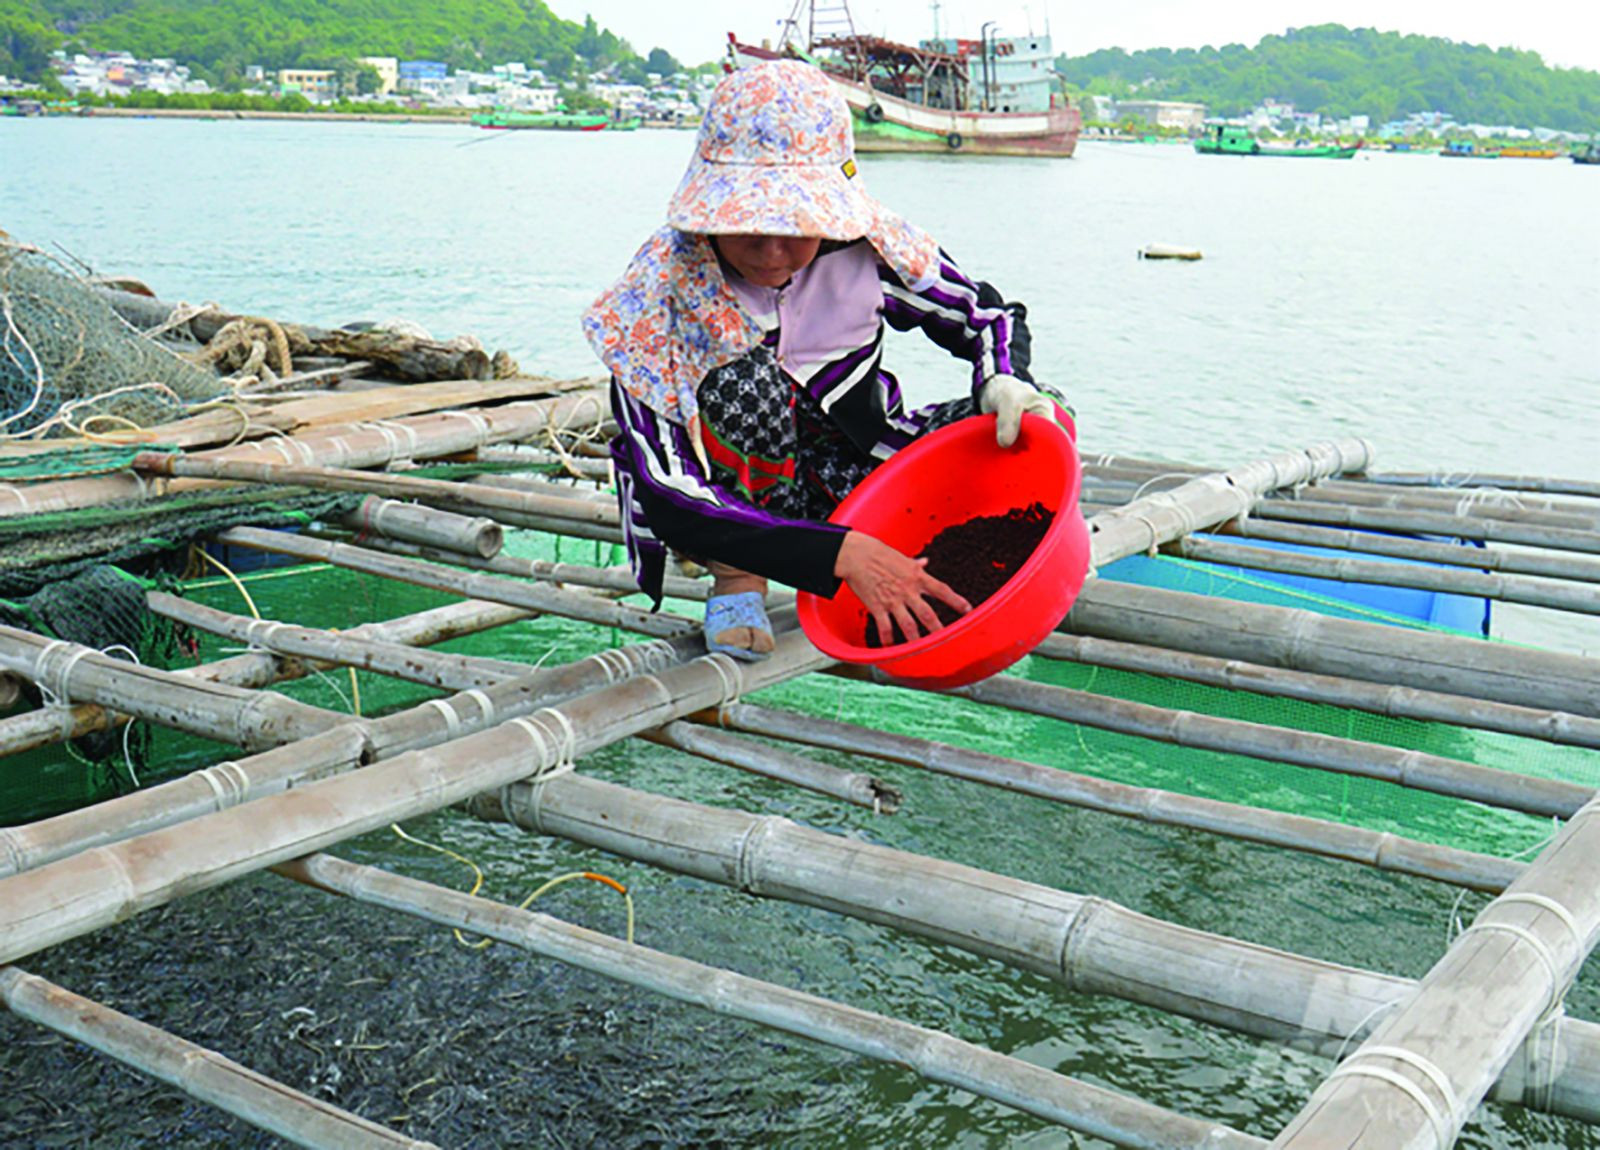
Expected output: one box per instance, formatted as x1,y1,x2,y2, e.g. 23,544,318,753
359,57,399,97
277,69,337,103
1116,99,1207,132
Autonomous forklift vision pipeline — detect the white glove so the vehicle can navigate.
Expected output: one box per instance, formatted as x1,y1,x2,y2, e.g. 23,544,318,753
978,373,1058,448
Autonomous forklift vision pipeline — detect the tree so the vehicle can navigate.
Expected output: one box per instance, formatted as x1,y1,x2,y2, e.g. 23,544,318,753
645,47,680,76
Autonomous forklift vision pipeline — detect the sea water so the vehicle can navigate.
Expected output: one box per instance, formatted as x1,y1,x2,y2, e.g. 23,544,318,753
1,118,1599,1148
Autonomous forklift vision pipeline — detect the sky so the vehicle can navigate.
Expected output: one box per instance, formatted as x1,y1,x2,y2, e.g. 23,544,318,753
551,0,1600,74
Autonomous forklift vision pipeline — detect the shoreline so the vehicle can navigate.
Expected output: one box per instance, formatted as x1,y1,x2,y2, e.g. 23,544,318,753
85,106,473,123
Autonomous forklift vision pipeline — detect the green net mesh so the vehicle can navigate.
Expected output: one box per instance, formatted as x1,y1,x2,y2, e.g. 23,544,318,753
0,245,228,438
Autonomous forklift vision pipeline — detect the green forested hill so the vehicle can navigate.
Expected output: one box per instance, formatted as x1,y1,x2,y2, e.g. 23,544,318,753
1059,24,1600,132
1,0,653,85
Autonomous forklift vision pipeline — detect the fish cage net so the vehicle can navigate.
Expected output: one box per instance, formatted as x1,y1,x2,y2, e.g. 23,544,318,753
0,245,228,438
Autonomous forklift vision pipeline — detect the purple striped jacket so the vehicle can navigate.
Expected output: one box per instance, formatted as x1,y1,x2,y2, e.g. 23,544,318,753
608,240,1034,606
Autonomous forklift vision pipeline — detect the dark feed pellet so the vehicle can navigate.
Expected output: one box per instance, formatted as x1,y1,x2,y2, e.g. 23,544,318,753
865,502,1055,648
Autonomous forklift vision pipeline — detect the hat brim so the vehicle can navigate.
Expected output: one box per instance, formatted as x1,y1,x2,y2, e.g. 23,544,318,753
666,158,879,239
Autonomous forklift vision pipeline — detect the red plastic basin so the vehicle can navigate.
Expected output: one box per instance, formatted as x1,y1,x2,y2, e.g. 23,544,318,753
797,412,1090,689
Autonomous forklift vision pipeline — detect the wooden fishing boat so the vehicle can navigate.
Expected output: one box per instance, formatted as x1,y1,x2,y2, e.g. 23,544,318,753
1193,125,1358,158
729,1,1080,157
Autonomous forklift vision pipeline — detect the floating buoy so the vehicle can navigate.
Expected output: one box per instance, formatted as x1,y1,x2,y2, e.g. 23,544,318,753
1139,243,1203,261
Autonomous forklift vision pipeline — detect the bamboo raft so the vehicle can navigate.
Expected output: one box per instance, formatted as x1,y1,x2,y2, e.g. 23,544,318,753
3,282,1600,1147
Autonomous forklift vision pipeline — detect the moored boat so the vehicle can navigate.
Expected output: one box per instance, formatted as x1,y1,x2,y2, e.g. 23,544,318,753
1500,146,1562,159
729,1,1079,158
1193,125,1357,158
1571,142,1600,165
1441,140,1500,158
471,109,610,131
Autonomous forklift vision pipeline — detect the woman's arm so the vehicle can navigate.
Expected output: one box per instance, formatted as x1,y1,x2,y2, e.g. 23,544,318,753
878,251,1034,392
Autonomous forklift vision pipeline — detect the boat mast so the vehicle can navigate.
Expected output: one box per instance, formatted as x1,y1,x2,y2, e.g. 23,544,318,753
778,0,863,57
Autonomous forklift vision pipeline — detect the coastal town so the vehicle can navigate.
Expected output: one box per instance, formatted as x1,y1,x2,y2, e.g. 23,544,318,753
1,44,1591,148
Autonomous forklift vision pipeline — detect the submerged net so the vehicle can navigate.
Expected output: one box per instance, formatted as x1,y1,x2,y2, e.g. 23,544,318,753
0,244,228,438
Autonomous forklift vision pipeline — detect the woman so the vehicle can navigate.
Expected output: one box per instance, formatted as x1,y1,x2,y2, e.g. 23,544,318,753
584,60,1067,660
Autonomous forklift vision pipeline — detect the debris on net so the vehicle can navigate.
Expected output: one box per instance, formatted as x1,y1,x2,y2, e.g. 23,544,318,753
0,241,228,439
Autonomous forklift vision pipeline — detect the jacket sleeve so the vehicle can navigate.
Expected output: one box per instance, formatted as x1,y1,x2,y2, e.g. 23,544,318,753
877,250,1034,394
608,379,849,607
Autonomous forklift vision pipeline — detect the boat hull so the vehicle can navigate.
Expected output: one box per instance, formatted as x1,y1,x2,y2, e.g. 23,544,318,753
833,77,1079,157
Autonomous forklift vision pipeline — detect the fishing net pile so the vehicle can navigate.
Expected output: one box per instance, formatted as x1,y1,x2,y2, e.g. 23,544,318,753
0,243,228,439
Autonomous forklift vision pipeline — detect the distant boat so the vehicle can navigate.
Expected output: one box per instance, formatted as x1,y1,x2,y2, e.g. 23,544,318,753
1193,125,1357,159
1499,146,1562,159
1573,143,1600,166
1441,141,1500,158
471,109,610,131
728,1,1080,158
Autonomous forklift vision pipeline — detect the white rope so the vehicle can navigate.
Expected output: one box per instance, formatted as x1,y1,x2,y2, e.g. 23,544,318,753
365,421,404,465
1457,919,1564,1017
1324,1061,1452,1149
243,618,286,652
373,419,420,463
34,640,93,708
196,760,251,810
423,698,462,740
442,409,492,442
705,652,744,715
462,688,497,726
1334,997,1402,1063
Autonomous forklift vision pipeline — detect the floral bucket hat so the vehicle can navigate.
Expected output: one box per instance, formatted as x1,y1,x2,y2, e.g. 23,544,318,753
584,59,940,426
669,58,876,238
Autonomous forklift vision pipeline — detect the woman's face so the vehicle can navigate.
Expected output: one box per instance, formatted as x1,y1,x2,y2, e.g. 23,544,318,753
713,234,823,288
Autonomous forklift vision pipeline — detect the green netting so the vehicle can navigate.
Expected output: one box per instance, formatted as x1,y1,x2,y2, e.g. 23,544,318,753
0,444,179,482
0,245,228,437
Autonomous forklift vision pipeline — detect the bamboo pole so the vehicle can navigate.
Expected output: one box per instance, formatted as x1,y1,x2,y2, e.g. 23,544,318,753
1032,633,1600,750
471,445,612,480
693,702,1522,892
1356,470,1600,500
1208,515,1600,585
308,532,711,603
0,625,346,751
1297,477,1600,530
1274,789,1600,1147
1085,439,1377,567
0,967,435,1150
642,721,900,812
1063,580,1600,717
214,527,690,639
148,594,527,692
822,666,1593,819
1082,461,1600,529
465,772,1600,1123
275,854,1261,1150
1238,497,1600,556
1162,534,1600,616
134,452,622,533
344,495,504,559
0,633,831,966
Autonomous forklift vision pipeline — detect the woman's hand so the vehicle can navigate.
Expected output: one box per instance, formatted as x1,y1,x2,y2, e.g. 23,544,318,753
834,530,971,643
